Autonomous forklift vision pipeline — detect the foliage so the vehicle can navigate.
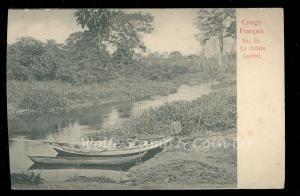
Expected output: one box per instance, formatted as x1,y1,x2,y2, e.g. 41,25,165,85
137,52,202,81
7,37,64,81
195,8,236,39
7,9,154,83
7,9,237,117
74,9,153,64
7,78,179,114
195,9,236,67
7,9,237,85
18,87,65,112
31,40,65,80
7,35,206,84
7,37,44,80
115,87,236,136
201,53,236,73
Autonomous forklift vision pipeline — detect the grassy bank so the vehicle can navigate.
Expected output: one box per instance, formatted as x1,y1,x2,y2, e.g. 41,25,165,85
7,71,225,116
10,77,237,189
7,72,236,137
7,77,177,115
93,82,236,140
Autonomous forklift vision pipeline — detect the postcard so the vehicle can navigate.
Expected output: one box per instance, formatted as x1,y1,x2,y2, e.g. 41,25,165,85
7,8,284,189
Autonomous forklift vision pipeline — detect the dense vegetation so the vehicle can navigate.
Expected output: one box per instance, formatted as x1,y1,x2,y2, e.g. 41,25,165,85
7,37,208,83
7,9,236,83
195,9,236,67
95,83,236,140
7,77,179,113
9,9,237,189
7,9,236,114
7,9,206,84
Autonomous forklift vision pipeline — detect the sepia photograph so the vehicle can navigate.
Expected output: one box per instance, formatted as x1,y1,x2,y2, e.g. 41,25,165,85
7,8,238,189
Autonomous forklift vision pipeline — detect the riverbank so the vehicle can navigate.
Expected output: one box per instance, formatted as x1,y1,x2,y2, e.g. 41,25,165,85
7,72,225,118
90,81,236,139
11,129,236,190
7,72,236,136
9,74,237,189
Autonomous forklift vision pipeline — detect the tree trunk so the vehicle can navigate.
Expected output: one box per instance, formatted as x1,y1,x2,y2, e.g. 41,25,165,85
202,43,205,72
218,34,224,69
201,39,205,58
97,33,107,69
97,34,102,55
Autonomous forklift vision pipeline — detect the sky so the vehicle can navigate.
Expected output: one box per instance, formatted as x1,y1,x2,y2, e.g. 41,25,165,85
7,9,201,55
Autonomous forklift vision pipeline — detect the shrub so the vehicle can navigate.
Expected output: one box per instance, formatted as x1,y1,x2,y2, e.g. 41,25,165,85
18,87,65,112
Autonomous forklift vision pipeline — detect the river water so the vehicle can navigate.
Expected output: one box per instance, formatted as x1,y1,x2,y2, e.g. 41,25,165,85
8,82,214,182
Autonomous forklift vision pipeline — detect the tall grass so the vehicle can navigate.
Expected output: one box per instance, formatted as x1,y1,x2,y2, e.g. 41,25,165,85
201,53,236,74
7,78,179,113
7,50,236,114
111,86,236,137
18,88,66,112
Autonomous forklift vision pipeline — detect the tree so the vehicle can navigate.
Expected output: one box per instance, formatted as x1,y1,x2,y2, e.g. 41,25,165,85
109,11,153,64
74,9,153,65
7,47,30,80
195,9,236,68
7,37,69,81
31,40,64,80
7,37,45,80
199,37,209,57
63,31,109,83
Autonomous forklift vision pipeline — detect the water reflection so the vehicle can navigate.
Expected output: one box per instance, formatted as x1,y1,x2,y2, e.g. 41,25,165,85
131,84,212,116
9,82,214,181
29,162,136,171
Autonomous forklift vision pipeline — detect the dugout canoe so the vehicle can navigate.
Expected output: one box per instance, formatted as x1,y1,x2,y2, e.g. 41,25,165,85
49,136,173,157
28,151,147,166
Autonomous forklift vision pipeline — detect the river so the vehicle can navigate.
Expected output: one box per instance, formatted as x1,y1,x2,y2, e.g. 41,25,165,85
8,82,214,182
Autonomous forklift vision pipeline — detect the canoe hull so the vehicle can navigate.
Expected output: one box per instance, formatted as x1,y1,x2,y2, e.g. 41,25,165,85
54,148,140,157
28,152,146,166
51,136,173,157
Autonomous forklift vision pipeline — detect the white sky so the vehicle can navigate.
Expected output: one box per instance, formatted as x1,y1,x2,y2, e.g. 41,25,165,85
7,9,201,55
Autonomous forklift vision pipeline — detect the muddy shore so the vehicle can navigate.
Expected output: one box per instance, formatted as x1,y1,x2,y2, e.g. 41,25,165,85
12,130,236,189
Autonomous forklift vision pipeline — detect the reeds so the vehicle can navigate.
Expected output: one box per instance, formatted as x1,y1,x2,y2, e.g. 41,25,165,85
115,87,236,136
